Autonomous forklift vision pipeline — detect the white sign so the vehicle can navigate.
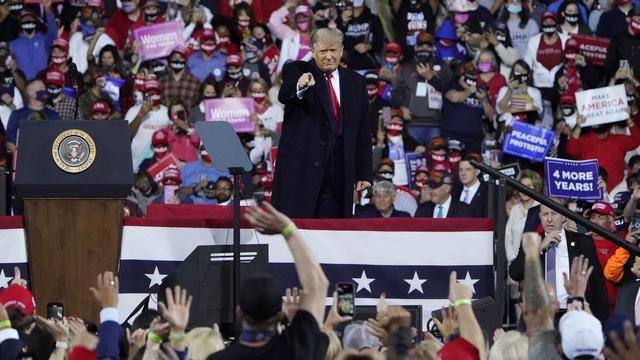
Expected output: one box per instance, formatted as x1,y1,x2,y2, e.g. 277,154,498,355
575,85,629,127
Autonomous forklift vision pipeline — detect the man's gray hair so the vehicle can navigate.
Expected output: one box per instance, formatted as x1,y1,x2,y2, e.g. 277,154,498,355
373,180,395,195
311,28,344,49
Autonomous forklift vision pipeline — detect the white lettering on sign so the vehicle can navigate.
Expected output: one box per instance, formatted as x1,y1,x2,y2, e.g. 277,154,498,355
209,107,250,121
140,32,179,48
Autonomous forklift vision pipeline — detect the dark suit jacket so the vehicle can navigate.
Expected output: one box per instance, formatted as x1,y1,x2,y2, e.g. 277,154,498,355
509,231,609,322
355,205,411,218
615,257,640,323
414,198,466,218
452,181,488,218
272,60,372,218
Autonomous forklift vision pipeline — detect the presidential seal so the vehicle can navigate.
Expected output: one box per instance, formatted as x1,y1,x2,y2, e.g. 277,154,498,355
51,129,96,173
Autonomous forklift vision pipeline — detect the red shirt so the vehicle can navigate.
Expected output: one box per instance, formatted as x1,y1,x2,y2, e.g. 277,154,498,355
566,114,640,191
105,10,139,49
594,237,621,315
477,73,507,108
536,36,563,71
218,0,281,24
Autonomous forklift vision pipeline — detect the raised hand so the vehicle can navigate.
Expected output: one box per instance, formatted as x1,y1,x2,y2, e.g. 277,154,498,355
432,305,457,340
244,202,292,235
35,316,69,341
563,254,593,298
10,266,27,288
89,271,119,308
297,73,315,90
448,271,472,302
282,287,302,323
323,291,352,331
158,286,192,333
68,318,98,350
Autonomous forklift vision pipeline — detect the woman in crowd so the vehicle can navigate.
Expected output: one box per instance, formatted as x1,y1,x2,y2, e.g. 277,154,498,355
495,59,543,128
248,78,283,168
275,5,315,73
500,0,539,59
505,169,543,263
558,0,592,35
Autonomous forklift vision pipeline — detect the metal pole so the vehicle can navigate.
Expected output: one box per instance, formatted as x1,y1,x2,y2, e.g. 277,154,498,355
495,179,507,324
229,168,244,328
470,159,640,257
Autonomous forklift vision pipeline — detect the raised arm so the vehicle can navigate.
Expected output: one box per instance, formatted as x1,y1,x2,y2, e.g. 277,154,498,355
245,203,329,325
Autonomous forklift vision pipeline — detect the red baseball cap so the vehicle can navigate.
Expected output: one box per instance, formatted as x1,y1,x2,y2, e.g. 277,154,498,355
152,130,169,146
45,69,65,86
585,201,616,217
91,100,110,114
415,166,429,177
226,54,242,66
384,42,402,54
439,337,480,360
171,45,188,58
560,92,576,106
294,5,312,16
541,10,557,23
52,38,69,52
565,37,579,52
201,28,215,41
0,284,36,316
144,80,160,93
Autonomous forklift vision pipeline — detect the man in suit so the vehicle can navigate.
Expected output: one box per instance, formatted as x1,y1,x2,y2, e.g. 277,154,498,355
415,170,466,218
356,180,411,218
510,202,609,322
272,28,372,218
453,153,488,218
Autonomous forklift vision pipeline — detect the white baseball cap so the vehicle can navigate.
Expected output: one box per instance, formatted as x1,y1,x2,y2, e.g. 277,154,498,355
559,310,604,359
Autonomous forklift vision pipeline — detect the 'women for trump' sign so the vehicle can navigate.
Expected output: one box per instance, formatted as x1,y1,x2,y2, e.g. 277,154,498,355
134,22,184,60
204,98,256,133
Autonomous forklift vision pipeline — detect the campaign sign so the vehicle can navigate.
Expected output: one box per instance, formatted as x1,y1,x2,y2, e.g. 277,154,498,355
133,22,184,60
204,97,256,133
544,158,601,200
405,152,426,184
147,153,180,184
575,85,628,127
570,34,610,66
502,121,553,162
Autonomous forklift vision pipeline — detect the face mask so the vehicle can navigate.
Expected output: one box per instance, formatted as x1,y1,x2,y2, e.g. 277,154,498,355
296,20,310,32
630,18,640,36
507,4,522,14
169,61,185,72
121,1,137,14
9,2,22,15
628,95,636,105
200,150,212,162
448,152,461,163
103,63,116,72
385,55,399,65
153,145,168,157
228,70,242,80
35,90,48,103
201,42,215,55
542,25,557,35
415,178,428,188
496,32,507,43
616,0,628,5
144,12,158,22
134,77,145,91
514,73,528,84
438,38,453,47
477,61,494,73
51,54,66,65
238,18,250,28
378,171,394,180
80,22,96,38
564,14,579,25
454,12,470,24
251,91,266,103
560,106,575,116
149,93,161,106
22,21,36,35
245,50,258,60
465,76,477,87
386,123,403,136
152,64,165,77
431,152,446,161
46,85,62,97
367,86,377,100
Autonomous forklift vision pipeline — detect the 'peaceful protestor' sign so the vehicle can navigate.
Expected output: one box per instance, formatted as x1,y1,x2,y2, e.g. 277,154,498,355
502,121,553,162
133,22,184,60
569,34,610,66
545,158,601,200
204,97,256,133
575,85,628,127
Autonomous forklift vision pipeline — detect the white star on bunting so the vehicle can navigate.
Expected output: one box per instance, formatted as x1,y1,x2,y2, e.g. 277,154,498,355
457,271,480,294
145,266,167,288
404,271,427,294
352,270,375,293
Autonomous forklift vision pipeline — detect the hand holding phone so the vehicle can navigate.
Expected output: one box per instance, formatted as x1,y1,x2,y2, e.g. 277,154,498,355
47,303,64,321
336,282,355,317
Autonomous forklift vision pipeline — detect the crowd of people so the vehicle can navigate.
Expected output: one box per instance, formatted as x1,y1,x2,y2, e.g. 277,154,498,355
2,0,640,358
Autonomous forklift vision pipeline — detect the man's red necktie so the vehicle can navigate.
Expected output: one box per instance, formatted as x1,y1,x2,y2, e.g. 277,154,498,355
326,72,340,132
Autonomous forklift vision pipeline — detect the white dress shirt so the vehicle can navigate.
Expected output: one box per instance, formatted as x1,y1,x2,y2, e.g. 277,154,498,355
459,180,481,205
435,195,452,218
545,229,571,308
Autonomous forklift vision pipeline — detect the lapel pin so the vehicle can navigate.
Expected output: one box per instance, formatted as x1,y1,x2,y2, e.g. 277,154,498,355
570,242,575,247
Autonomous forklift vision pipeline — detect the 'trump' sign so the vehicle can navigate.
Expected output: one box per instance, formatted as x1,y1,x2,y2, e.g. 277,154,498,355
204,98,256,133
133,22,184,60
545,158,601,200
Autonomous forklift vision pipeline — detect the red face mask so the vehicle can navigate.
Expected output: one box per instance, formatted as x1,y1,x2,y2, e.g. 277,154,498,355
153,145,168,159
386,122,403,136
415,178,428,188
617,0,629,5
251,91,267,103
51,54,66,65
149,93,162,106
630,17,640,35
201,41,215,56
385,55,399,65
367,85,378,100
135,77,145,92
200,149,212,162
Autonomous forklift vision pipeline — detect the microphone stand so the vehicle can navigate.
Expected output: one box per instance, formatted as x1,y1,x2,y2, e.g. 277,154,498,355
68,61,79,120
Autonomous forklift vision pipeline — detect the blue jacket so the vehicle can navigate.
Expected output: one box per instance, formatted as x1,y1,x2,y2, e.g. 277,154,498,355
6,107,60,144
10,12,57,80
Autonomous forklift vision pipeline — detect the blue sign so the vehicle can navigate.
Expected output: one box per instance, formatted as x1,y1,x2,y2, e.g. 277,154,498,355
545,158,601,200
405,152,426,185
502,121,554,162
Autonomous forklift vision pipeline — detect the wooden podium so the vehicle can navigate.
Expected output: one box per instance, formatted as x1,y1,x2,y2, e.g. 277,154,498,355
15,121,132,323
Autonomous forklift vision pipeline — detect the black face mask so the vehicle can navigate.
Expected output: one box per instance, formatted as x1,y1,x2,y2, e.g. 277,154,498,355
151,63,166,77
513,73,528,84
564,14,579,26
169,60,185,72
542,25,557,35
2,71,13,86
628,95,636,105
464,76,476,87
9,3,22,16
144,12,158,22
415,50,434,64
378,171,394,180
21,21,37,35
228,70,242,80
46,85,62,97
